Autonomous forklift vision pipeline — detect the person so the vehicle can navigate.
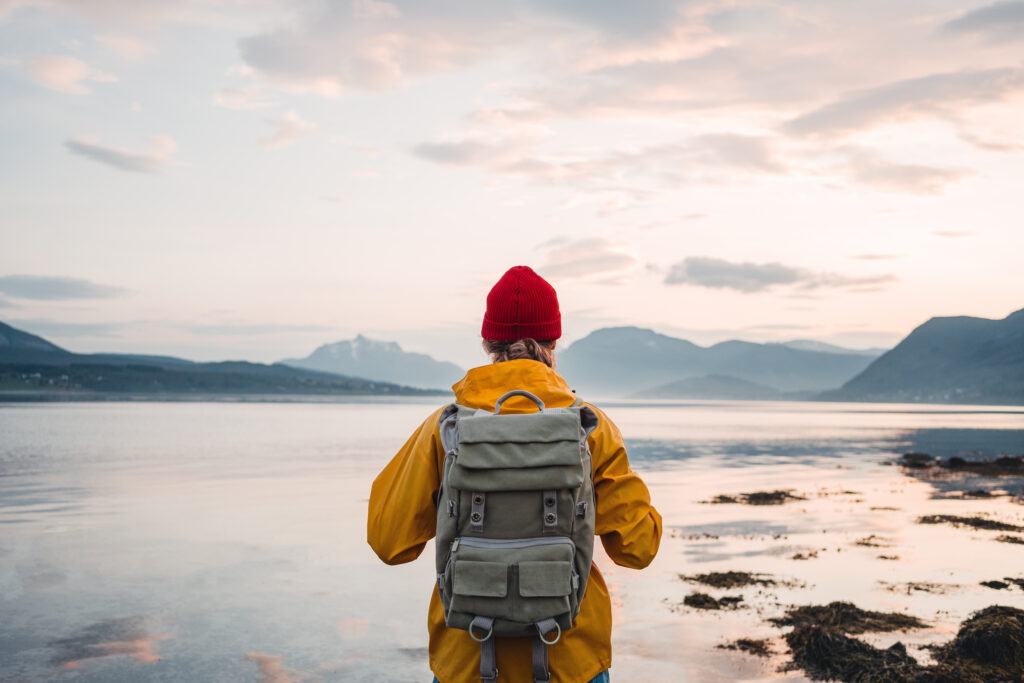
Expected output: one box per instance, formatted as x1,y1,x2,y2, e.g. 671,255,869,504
367,265,662,683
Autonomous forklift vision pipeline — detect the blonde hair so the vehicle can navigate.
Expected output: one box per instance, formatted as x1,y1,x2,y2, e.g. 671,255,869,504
482,338,557,368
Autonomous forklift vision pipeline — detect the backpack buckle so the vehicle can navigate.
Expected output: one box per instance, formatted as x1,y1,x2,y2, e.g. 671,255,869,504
576,501,587,518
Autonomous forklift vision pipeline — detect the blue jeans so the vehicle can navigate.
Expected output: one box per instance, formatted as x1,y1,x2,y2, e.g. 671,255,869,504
433,673,608,683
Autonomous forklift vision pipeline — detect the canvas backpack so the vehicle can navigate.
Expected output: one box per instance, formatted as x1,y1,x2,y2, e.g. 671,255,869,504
435,389,599,683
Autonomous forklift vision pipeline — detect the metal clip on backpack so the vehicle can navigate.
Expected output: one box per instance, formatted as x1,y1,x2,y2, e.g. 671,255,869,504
436,390,599,683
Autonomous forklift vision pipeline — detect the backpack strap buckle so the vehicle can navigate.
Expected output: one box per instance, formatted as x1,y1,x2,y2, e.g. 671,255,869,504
471,616,497,682
531,618,560,683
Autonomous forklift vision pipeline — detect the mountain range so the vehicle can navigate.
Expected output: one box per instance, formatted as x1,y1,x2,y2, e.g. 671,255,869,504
280,335,463,390
556,327,879,398
0,321,436,398
4,305,1021,404
821,307,1024,405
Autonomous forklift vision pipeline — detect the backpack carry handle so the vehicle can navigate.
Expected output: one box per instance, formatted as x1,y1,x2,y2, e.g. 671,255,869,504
494,390,545,414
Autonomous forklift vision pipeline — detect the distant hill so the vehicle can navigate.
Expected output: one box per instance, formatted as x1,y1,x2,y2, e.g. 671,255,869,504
633,374,780,400
281,334,463,390
820,307,1024,405
781,340,885,356
557,327,878,398
0,321,437,397
0,320,68,354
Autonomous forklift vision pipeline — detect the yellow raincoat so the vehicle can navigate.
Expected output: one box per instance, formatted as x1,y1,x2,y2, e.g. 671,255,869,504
368,359,663,683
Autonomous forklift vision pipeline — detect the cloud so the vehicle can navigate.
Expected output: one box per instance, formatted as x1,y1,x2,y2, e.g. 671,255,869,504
238,2,509,95
25,55,116,94
784,67,1024,138
538,238,637,280
664,257,896,293
65,135,176,173
413,139,514,166
665,257,802,292
853,253,903,261
95,34,153,59
943,1,1024,41
841,152,971,195
260,110,312,149
352,0,400,20
213,88,278,110
0,275,126,300
414,131,784,192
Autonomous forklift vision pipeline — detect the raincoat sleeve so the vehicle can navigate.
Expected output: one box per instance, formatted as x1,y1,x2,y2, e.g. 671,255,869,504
367,407,445,565
587,405,662,569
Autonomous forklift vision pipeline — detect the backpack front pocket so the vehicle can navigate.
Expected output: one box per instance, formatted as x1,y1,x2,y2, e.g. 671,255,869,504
453,561,508,598
518,561,571,597
447,537,575,628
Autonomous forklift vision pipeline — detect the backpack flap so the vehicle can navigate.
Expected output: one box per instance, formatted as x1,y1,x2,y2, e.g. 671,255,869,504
449,412,584,491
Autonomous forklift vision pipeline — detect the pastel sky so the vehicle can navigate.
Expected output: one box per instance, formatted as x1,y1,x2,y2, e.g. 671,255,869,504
1,0,1022,368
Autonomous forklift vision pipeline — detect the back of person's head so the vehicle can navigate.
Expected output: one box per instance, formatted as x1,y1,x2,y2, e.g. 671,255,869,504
481,266,560,368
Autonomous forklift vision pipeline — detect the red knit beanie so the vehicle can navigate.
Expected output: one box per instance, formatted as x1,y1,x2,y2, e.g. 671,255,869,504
481,266,561,341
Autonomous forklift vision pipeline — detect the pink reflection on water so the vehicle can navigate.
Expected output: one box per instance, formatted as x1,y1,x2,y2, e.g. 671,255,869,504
50,617,171,670
245,652,303,683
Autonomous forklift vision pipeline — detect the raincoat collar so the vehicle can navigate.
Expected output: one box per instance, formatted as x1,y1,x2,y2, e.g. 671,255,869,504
451,359,576,412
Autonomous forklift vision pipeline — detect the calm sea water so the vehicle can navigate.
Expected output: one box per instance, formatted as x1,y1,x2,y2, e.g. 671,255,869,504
1,400,1022,682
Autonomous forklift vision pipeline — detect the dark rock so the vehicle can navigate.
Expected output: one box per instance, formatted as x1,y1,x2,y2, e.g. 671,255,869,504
900,452,936,468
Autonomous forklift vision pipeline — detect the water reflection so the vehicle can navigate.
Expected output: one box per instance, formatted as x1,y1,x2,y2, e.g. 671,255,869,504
48,617,170,670
894,428,1024,498
896,427,1023,459
246,652,305,683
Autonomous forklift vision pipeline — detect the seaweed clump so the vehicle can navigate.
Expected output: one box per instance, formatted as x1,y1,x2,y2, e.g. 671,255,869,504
683,592,744,610
996,534,1024,545
917,514,1024,532
706,490,806,505
897,452,1024,476
784,626,922,682
680,570,776,589
717,638,772,657
770,602,927,635
777,604,1024,682
928,605,1024,681
980,577,1024,591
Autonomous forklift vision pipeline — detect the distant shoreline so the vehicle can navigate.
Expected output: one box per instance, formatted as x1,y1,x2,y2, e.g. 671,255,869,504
0,391,448,404
2,391,1023,410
